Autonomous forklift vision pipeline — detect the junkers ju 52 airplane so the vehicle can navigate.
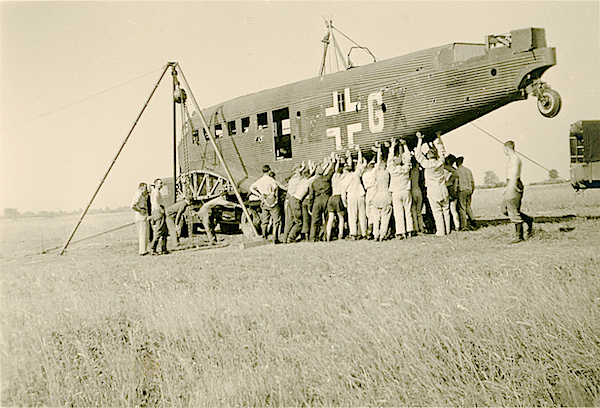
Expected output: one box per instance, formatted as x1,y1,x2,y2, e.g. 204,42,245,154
170,24,562,234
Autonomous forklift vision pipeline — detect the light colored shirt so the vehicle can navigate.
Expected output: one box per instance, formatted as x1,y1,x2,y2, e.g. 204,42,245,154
293,176,316,201
131,190,148,222
249,174,279,201
150,187,165,214
387,161,411,193
415,154,447,202
331,172,345,196
362,167,376,191
342,171,365,198
287,174,301,197
455,165,475,192
375,168,390,193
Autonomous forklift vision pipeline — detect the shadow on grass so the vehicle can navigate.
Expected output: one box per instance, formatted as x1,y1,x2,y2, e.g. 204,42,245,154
474,214,600,228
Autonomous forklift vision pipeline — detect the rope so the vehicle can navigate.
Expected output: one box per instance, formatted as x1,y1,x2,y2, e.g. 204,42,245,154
469,122,570,183
41,221,135,254
3,67,164,131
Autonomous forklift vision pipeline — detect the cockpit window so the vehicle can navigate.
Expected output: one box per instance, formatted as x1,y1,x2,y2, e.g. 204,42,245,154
438,43,486,65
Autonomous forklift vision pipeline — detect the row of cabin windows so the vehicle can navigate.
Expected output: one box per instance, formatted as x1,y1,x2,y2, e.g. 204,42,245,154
207,110,296,139
199,108,293,160
206,112,270,139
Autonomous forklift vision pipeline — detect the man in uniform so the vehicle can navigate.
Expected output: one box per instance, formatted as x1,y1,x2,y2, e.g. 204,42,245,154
501,141,534,242
131,182,151,256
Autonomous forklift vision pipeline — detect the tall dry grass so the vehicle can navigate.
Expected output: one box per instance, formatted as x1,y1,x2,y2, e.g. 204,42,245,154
1,184,600,406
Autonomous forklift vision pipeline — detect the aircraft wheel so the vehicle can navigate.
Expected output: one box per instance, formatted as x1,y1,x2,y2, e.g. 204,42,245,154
537,88,562,118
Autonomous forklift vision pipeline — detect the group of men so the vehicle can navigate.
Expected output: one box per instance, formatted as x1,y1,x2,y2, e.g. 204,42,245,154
249,133,478,244
130,178,191,256
131,136,533,254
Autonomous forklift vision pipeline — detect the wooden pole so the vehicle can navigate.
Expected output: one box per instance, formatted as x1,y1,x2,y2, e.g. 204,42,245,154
60,64,172,255
174,64,260,238
172,68,178,201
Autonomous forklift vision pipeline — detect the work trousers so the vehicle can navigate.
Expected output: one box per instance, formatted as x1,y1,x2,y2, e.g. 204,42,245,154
301,197,312,236
150,211,168,252
458,190,474,228
347,193,367,237
428,196,451,236
201,210,217,243
392,190,413,235
261,202,282,241
501,182,526,224
372,191,392,240
365,188,376,227
309,194,329,241
136,219,150,254
286,196,303,242
449,198,460,231
411,187,425,232
281,196,292,243
166,215,180,246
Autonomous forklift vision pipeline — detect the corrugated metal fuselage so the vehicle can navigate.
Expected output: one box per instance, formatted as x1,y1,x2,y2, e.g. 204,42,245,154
178,27,556,190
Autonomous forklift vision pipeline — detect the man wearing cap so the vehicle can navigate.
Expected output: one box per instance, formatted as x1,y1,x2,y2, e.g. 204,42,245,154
249,165,283,242
501,140,534,242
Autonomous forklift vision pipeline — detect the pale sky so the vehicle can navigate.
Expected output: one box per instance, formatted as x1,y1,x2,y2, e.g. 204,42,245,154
1,1,599,213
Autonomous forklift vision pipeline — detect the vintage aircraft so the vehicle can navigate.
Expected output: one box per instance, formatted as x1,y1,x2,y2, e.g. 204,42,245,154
172,26,562,233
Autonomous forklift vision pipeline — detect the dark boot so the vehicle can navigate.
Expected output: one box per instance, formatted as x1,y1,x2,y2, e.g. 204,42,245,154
522,214,533,237
511,223,524,244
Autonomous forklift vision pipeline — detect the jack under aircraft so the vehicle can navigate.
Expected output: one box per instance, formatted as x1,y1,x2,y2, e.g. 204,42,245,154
170,24,562,234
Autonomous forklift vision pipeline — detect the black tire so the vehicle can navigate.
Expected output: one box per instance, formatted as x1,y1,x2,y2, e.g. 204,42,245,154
537,88,562,118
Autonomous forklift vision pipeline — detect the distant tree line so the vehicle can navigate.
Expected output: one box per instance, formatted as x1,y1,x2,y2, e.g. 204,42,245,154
476,169,567,189
1,206,130,219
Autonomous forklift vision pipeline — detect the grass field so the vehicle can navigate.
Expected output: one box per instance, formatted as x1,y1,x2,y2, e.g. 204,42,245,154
1,184,600,406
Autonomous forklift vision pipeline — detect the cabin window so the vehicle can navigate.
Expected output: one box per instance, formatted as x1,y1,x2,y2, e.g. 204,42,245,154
227,120,237,136
242,117,250,133
272,107,292,160
337,92,345,112
214,124,223,138
257,112,268,130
